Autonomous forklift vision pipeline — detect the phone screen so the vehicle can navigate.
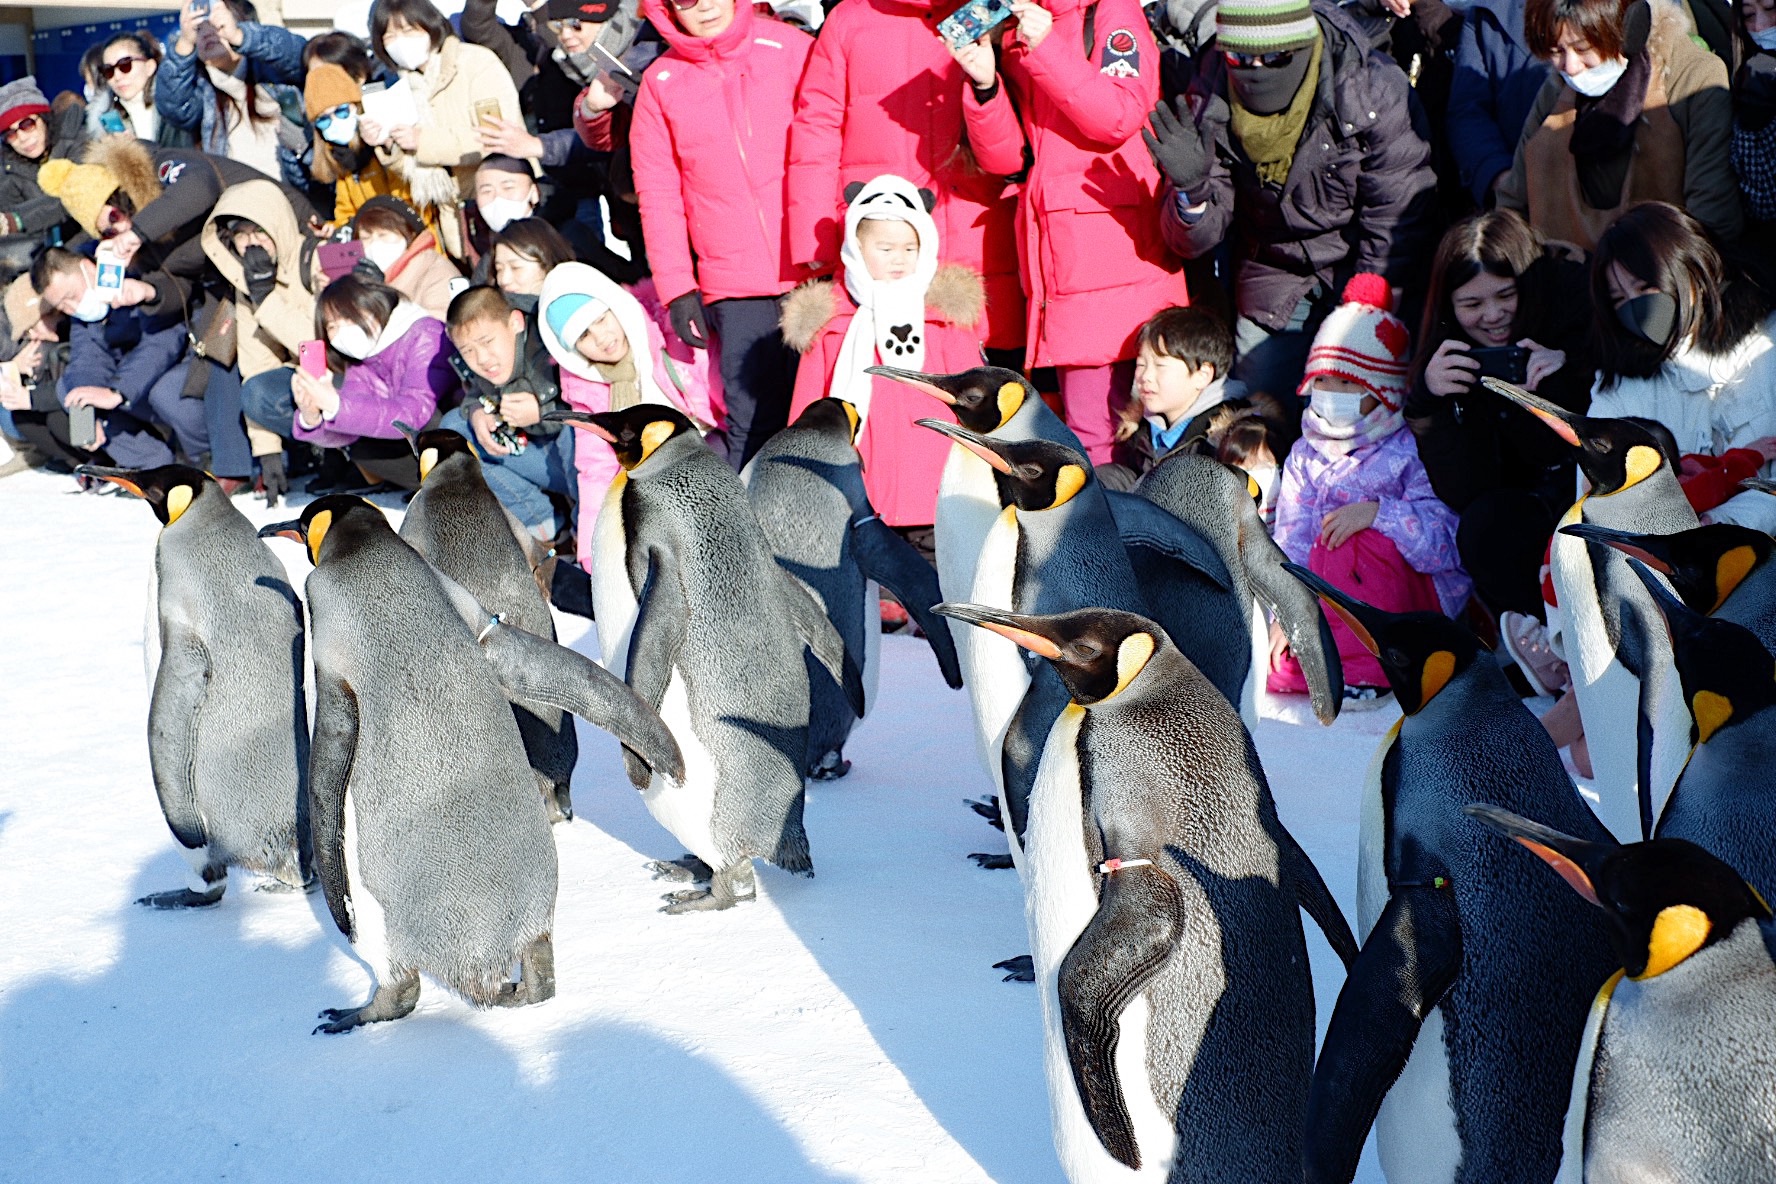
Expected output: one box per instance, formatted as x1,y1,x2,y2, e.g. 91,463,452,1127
69,404,97,450
473,98,502,127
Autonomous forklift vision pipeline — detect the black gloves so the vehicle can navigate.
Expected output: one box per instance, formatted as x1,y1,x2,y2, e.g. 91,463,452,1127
1740,55,1776,133
1142,95,1228,198
668,290,709,350
240,245,276,307
258,452,288,507
351,256,386,284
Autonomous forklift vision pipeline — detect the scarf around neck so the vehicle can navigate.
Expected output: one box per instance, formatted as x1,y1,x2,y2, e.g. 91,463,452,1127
831,175,940,432
1229,32,1323,187
1569,50,1651,209
1302,398,1403,459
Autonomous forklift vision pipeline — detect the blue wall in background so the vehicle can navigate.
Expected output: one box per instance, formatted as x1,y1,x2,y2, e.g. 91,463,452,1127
33,13,181,101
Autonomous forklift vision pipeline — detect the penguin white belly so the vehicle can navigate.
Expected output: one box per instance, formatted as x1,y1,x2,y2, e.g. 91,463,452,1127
143,550,162,689
934,446,998,609
860,578,881,722
1553,524,1641,842
340,783,392,982
641,670,722,869
965,511,1030,819
1355,722,1401,936
591,476,640,676
1239,595,1265,730
1375,1006,1462,1184
1555,971,1620,1184
1027,707,1176,1182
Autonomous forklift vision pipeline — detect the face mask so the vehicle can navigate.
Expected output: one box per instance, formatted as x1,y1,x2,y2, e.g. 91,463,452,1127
1616,291,1678,346
71,282,110,323
1308,386,1367,427
480,196,533,233
1226,49,1313,115
384,34,432,71
318,111,359,145
1562,56,1628,98
329,323,377,360
362,237,405,273
1753,26,1776,52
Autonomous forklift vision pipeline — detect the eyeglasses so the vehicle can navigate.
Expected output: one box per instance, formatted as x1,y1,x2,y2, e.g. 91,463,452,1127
549,17,585,30
666,0,702,12
312,104,354,131
1224,48,1297,68
101,55,147,80
1,114,41,142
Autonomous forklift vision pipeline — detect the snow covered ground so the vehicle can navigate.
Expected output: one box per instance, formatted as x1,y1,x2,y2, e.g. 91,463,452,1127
0,467,1395,1182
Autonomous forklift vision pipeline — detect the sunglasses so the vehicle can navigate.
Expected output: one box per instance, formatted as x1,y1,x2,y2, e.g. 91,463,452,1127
312,104,354,131
101,55,147,80
1,113,41,141
666,0,702,11
1224,48,1297,68
549,16,585,29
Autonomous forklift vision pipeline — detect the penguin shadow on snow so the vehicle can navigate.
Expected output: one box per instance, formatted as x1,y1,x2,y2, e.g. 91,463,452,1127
0,854,842,1181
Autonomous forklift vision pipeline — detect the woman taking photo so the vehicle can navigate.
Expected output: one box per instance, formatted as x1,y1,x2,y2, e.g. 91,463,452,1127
1407,209,1592,624
87,31,184,145
156,0,309,186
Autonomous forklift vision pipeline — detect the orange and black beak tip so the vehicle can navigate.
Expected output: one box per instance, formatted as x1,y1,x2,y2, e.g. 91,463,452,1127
1740,476,1776,497
74,465,145,498
1625,557,1688,619
543,409,617,442
917,418,1011,473
1281,561,1383,657
257,519,303,542
867,365,956,404
932,602,1063,659
1482,377,1584,447
1463,802,1606,905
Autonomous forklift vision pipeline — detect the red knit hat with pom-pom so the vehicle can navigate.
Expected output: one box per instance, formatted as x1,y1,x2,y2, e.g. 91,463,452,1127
1297,274,1412,409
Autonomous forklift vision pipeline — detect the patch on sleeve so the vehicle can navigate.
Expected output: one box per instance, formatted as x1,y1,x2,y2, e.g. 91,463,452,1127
1100,27,1140,77
157,160,186,186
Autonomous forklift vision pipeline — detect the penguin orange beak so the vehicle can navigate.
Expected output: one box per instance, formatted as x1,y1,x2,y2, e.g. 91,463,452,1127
74,464,145,498
1280,563,1384,658
257,519,304,544
1465,803,1610,905
932,602,1064,659
543,409,618,443
916,418,1013,474
867,365,958,405
1481,378,1584,448
1560,523,1673,573
393,419,422,455
1742,477,1776,497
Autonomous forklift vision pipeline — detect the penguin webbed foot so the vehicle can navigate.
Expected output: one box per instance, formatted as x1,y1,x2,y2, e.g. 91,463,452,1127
313,972,420,1034
492,935,556,1007
660,861,756,913
649,855,714,883
966,797,1004,831
807,750,851,780
969,852,1015,870
136,885,226,909
994,954,1035,983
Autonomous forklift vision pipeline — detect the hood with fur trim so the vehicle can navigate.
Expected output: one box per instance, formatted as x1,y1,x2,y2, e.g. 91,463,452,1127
82,136,163,216
536,261,671,401
779,262,984,354
199,178,307,296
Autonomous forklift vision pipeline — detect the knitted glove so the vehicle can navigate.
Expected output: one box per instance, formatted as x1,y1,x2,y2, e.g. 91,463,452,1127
258,451,288,508
668,290,709,350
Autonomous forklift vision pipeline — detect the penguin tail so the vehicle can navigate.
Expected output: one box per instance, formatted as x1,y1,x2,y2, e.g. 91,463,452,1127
771,789,815,877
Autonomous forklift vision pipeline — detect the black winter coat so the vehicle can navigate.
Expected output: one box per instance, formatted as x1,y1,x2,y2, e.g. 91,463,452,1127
0,104,87,237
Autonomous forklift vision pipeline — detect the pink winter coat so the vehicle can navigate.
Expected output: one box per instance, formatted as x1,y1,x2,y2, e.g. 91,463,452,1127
961,0,1187,369
630,0,812,305
1274,425,1472,616
293,306,459,449
785,0,1024,350
781,263,984,526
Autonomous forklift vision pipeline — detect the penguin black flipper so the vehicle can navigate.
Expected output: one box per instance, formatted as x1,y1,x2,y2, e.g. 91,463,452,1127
308,673,360,940
780,568,868,718
1102,490,1232,590
851,514,964,688
1057,861,1187,1170
1245,543,1345,724
1279,826,1359,967
1001,668,1070,842
475,617,686,786
627,550,690,787
148,630,214,852
1304,886,1463,1184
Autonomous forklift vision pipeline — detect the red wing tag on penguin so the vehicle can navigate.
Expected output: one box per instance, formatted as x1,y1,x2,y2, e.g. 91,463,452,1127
1100,27,1140,77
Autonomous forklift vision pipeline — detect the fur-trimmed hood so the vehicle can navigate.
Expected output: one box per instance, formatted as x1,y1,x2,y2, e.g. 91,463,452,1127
84,135,163,215
780,262,985,354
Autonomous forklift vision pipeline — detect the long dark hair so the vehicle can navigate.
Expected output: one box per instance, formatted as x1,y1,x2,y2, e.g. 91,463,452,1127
95,31,165,106
489,218,574,275
208,0,278,135
317,274,402,370
1413,209,1544,382
1590,202,1776,387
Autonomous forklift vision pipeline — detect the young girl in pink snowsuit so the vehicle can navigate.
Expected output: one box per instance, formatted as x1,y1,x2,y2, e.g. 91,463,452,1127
1269,274,1471,701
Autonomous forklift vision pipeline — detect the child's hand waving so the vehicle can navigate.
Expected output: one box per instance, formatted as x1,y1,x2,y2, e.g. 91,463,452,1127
1320,501,1378,549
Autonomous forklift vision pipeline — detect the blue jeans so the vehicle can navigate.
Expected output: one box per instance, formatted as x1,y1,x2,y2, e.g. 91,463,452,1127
240,367,296,441
61,362,207,469
438,406,576,536
199,363,253,478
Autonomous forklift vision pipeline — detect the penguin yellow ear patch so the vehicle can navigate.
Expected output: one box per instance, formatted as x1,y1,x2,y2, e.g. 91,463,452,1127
419,448,439,482
1108,632,1156,700
1714,546,1758,611
995,381,1023,427
1417,650,1456,709
1692,690,1734,746
1052,465,1087,508
1636,903,1711,979
1619,444,1662,491
1247,473,1261,500
164,484,193,525
306,509,333,565
840,401,860,442
639,419,676,462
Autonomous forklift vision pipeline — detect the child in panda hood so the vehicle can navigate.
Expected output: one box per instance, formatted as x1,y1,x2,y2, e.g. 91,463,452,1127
538,260,725,569
782,174,984,533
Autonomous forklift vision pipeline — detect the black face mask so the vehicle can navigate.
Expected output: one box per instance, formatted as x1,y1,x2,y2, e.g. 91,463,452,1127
1227,49,1313,115
1616,291,1677,347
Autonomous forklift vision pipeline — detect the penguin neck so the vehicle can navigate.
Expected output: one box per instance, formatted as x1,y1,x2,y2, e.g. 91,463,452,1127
1585,470,1699,535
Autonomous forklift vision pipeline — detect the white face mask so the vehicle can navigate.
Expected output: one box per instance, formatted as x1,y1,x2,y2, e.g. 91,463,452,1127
1754,26,1776,52
479,196,533,233
362,237,405,273
384,34,433,72
71,282,110,323
1308,387,1367,427
1562,56,1628,97
329,323,376,360
318,112,359,145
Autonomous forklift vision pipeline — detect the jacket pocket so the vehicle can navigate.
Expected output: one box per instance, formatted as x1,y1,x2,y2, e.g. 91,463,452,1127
1044,168,1155,296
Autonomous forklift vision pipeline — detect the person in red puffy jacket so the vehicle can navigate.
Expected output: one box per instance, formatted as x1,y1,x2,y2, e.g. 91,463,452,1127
785,0,1025,359
630,0,812,467
952,0,1188,464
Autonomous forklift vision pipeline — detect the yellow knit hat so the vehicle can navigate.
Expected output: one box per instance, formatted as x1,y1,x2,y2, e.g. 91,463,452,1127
37,158,121,239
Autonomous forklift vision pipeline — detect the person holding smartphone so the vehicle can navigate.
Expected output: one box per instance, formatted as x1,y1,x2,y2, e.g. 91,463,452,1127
0,77,87,247
156,0,308,187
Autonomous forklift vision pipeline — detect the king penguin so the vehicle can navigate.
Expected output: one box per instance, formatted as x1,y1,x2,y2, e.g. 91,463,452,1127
261,495,680,1031
80,464,308,907
936,603,1347,1183
1468,805,1776,1182
1562,519,1776,648
1287,566,1617,1184
742,397,963,779
1486,378,1698,841
395,423,578,822
546,405,863,911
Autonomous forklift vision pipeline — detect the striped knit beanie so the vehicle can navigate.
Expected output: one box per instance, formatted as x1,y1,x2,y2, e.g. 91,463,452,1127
1218,0,1318,54
1298,274,1411,410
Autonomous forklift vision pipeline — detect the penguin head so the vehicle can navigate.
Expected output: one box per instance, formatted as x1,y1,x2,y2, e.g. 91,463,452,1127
1283,563,1481,715
869,364,1035,434
792,397,862,445
1466,803,1772,980
1561,521,1773,616
1483,378,1676,498
1625,558,1776,750
933,602,1163,705
544,405,696,471
396,421,477,483
915,419,1091,511
258,494,379,565
74,464,210,527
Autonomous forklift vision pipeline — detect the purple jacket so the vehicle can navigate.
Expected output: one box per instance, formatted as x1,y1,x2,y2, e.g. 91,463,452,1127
295,307,459,448
1274,423,1471,615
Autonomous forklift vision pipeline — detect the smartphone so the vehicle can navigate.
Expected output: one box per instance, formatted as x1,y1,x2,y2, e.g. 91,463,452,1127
473,98,503,127
189,0,210,16
69,403,97,450
938,0,1016,48
298,340,328,378
316,239,365,281
1469,345,1531,385
94,244,125,294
